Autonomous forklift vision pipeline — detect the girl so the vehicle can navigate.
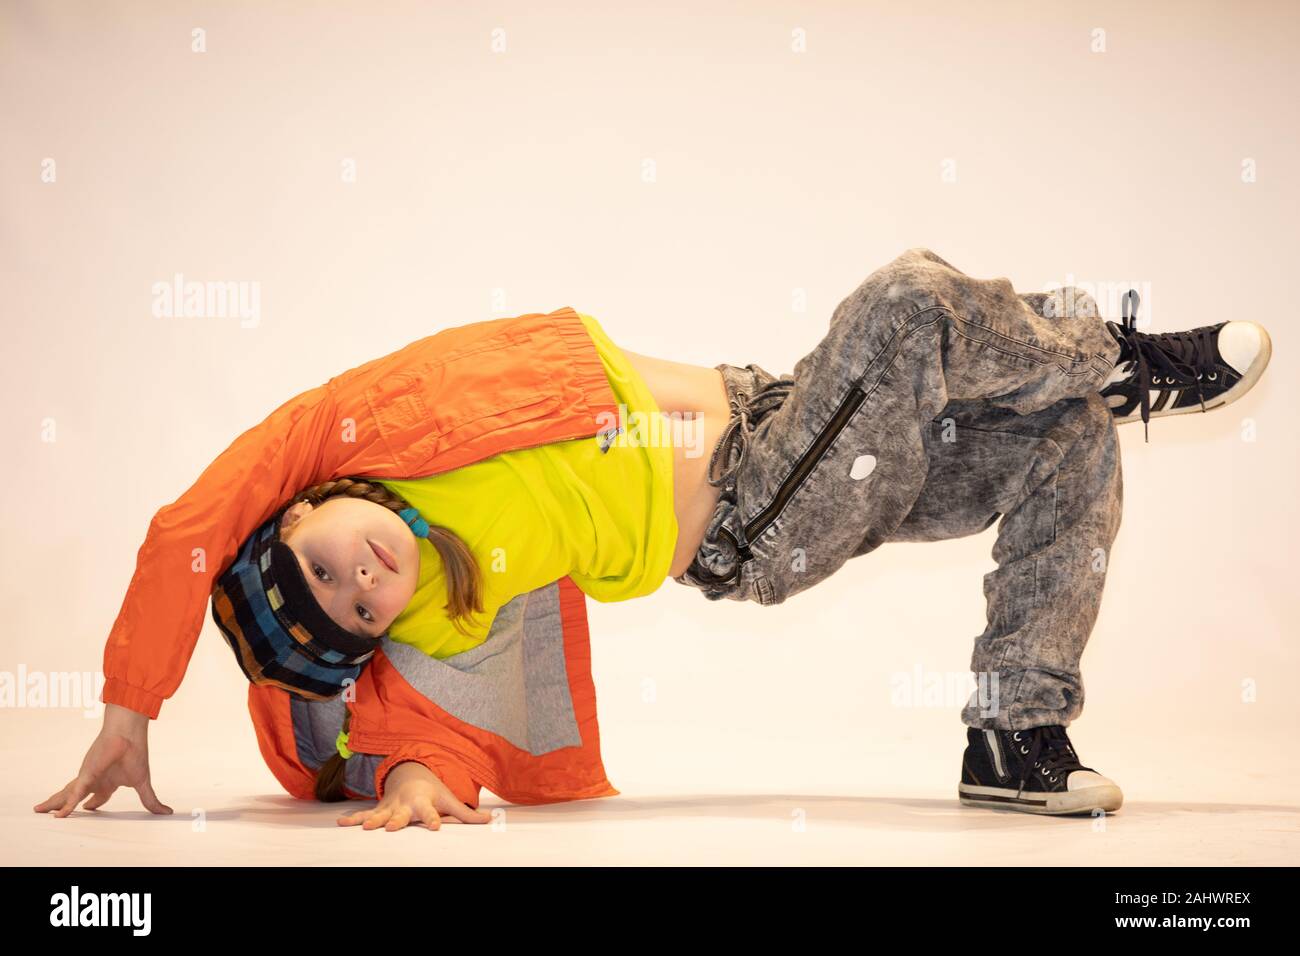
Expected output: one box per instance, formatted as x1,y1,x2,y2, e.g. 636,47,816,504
36,248,1271,829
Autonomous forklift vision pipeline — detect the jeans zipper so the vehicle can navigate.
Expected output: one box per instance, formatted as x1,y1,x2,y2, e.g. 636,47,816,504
706,379,869,585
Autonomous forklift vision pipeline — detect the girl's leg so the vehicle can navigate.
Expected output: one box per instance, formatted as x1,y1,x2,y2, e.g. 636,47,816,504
675,246,1120,606
884,393,1122,730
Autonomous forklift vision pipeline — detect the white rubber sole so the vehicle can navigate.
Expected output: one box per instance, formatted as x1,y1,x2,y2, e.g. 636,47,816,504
1110,321,1273,425
958,782,1124,815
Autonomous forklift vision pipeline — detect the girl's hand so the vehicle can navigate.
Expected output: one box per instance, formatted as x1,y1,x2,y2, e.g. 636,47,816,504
34,703,173,817
337,761,492,832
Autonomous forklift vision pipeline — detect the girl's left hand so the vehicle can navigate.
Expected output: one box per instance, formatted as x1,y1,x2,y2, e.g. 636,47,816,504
336,761,491,832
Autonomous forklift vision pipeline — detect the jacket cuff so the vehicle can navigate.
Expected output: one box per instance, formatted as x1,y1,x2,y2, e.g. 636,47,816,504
374,744,481,809
102,678,163,720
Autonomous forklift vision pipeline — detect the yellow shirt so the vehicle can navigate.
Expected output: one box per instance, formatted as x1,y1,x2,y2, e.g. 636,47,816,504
374,313,677,659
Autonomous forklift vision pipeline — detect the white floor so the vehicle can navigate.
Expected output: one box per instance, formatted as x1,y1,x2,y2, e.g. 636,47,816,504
8,716,1298,866
11,786,1299,868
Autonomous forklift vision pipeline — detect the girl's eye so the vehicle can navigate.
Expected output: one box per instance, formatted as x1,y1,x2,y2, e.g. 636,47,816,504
311,563,330,581
356,604,374,623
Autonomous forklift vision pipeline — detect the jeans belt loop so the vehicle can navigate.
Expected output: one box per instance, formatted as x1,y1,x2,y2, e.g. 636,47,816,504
707,396,750,490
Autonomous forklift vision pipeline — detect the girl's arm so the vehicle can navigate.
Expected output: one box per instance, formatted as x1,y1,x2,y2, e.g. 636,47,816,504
371,741,483,809
103,382,345,718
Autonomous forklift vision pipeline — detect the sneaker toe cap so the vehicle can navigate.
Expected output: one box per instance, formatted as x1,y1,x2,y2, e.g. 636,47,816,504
1219,321,1267,376
1067,770,1119,792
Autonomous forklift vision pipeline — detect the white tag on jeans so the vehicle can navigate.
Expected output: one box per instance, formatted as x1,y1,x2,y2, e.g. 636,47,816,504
850,453,877,480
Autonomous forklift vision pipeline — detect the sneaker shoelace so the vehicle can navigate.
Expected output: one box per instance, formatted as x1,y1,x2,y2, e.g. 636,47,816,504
1014,725,1095,797
1109,289,1218,442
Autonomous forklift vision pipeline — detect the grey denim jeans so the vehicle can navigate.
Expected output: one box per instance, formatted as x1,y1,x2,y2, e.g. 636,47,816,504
674,248,1124,731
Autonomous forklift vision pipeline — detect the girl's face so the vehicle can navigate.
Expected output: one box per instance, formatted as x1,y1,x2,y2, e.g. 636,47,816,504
278,496,421,637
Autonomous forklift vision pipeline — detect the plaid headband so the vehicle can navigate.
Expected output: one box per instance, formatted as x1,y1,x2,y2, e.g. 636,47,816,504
211,503,430,701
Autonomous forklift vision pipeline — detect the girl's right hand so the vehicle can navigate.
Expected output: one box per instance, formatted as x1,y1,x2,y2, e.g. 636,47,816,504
33,702,173,817
337,761,492,831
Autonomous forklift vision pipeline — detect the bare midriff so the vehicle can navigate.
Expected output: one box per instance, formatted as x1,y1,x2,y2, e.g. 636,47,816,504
619,347,732,579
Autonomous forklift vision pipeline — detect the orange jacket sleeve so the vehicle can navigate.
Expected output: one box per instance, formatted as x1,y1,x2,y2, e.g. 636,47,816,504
372,744,483,809
102,383,342,718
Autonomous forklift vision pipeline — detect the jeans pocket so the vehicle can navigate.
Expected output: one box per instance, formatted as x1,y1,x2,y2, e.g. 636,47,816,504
734,379,870,560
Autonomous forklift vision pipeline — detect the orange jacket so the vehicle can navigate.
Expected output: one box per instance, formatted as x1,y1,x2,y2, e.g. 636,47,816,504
104,306,625,805
247,574,618,808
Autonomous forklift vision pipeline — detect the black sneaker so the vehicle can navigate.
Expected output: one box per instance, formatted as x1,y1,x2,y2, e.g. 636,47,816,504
958,725,1123,815
1099,289,1272,441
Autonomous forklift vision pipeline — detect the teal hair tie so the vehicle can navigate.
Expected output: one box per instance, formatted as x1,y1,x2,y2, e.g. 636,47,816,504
398,506,430,538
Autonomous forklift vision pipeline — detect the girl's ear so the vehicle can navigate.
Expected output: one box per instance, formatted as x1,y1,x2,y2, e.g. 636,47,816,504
278,500,314,537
